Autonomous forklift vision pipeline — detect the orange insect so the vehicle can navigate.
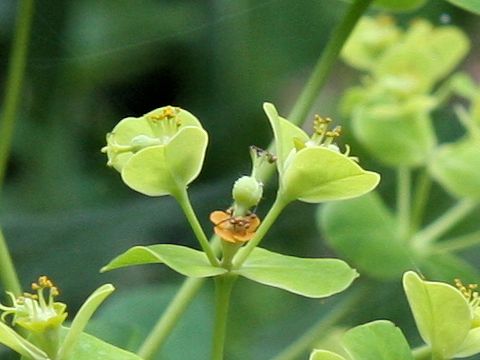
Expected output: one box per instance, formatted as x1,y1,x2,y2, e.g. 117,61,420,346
210,208,260,244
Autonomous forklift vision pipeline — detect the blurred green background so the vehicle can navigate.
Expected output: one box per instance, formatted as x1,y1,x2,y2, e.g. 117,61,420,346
1,0,479,359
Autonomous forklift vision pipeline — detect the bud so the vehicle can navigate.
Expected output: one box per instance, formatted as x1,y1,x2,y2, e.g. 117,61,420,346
232,176,263,210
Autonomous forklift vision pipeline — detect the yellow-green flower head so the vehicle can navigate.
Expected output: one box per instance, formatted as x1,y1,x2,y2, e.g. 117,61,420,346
102,106,208,197
263,103,379,204
0,276,67,333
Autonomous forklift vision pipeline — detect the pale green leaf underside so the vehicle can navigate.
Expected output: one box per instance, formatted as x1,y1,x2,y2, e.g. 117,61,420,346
0,322,48,360
102,244,227,278
236,247,358,298
403,271,471,359
310,349,346,360
263,102,309,176
343,320,414,360
121,126,208,196
60,327,143,360
429,139,480,199
446,0,480,14
282,147,380,203
320,192,413,280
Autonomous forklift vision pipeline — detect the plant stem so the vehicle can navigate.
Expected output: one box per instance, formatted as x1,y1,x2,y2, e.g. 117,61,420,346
174,189,220,266
137,0,373,355
397,167,411,241
288,0,374,125
211,275,236,360
271,286,367,360
410,170,432,234
412,345,431,360
414,200,478,248
137,276,207,359
232,196,287,268
432,230,480,253
0,0,35,296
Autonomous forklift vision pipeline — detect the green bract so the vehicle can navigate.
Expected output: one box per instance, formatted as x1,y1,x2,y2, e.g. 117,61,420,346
342,18,469,167
310,320,414,360
403,271,480,359
263,103,380,204
102,106,208,197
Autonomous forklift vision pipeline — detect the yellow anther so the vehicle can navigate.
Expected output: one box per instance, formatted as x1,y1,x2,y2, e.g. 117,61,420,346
31,282,40,290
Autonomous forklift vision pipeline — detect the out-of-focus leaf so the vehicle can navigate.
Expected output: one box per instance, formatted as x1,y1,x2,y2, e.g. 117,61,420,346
421,252,479,283
342,320,414,360
236,247,358,298
446,0,480,14
319,193,413,280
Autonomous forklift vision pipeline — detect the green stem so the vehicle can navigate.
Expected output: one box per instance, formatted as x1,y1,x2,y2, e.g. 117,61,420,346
271,286,367,360
287,0,374,125
397,167,411,241
137,276,207,359
432,230,480,253
232,196,288,268
137,0,373,355
414,200,478,248
410,170,432,234
0,0,35,296
212,275,236,360
412,345,431,360
174,189,220,266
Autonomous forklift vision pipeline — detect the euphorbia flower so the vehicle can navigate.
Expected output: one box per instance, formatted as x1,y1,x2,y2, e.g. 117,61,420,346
210,208,260,244
263,103,379,204
102,106,208,197
403,271,480,359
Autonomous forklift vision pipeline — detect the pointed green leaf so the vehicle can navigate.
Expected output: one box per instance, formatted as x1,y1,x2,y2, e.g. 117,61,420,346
121,126,208,196
0,322,48,360
403,271,471,359
263,102,309,176
456,327,480,357
57,284,115,360
236,247,358,298
342,320,414,360
59,328,142,360
102,244,227,277
319,193,413,280
446,0,480,14
429,138,480,199
281,147,380,203
310,349,346,360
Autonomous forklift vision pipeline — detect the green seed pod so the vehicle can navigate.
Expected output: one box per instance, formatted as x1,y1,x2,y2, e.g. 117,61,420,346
232,176,263,210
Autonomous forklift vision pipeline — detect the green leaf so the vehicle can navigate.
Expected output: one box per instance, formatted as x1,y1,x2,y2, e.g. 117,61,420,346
236,247,358,298
59,328,142,360
121,126,208,197
446,0,480,14
429,138,480,199
0,322,48,360
281,147,380,203
456,327,480,357
373,0,426,11
403,271,471,359
57,284,115,360
310,349,346,360
319,193,413,280
342,320,414,360
263,102,309,177
102,244,227,277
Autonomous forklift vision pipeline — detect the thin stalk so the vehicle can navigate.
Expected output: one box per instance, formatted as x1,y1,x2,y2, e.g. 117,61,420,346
288,0,374,125
174,189,220,266
397,167,411,241
271,286,367,360
232,196,287,268
432,230,480,253
412,345,431,360
0,0,35,296
137,0,373,356
211,275,236,360
137,277,207,359
414,200,478,248
410,170,432,234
